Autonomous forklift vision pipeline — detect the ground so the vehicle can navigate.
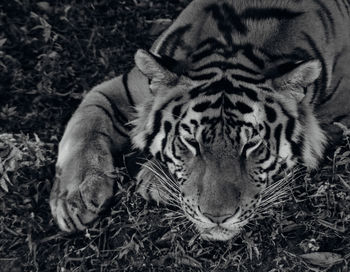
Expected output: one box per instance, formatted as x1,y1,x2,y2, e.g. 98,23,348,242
1,0,350,271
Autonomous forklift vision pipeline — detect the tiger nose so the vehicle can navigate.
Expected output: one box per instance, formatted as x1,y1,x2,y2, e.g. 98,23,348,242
203,207,241,224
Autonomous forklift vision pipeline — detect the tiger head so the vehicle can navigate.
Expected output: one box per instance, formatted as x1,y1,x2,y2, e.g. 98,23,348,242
131,49,326,241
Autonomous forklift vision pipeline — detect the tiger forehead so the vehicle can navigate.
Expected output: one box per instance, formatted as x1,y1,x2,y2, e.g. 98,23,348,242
173,85,269,120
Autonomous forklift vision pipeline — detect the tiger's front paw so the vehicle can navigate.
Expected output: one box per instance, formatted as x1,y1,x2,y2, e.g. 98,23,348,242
50,168,115,232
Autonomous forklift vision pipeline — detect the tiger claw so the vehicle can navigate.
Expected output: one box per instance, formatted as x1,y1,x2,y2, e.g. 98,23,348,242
50,172,114,232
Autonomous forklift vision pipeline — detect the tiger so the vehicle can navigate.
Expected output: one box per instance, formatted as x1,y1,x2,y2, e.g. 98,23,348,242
50,0,350,241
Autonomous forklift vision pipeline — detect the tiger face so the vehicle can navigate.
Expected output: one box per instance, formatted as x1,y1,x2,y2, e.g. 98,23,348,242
132,49,326,241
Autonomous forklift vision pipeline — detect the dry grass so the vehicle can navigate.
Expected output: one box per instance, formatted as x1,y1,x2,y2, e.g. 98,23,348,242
1,1,350,271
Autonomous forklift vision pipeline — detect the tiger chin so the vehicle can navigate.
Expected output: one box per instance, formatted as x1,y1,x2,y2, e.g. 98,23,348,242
50,0,350,242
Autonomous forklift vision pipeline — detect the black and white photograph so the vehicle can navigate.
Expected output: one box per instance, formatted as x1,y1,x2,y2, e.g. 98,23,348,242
1,0,350,271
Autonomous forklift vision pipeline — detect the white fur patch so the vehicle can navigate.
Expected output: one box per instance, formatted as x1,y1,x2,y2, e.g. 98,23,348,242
302,108,327,169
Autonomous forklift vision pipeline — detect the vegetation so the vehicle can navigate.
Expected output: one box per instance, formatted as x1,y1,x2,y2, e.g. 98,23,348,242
1,1,349,271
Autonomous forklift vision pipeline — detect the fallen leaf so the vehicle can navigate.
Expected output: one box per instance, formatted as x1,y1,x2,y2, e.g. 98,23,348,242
36,2,53,13
0,38,7,47
300,252,343,268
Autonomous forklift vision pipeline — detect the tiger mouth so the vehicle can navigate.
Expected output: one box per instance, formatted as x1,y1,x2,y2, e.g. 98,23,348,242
199,226,242,241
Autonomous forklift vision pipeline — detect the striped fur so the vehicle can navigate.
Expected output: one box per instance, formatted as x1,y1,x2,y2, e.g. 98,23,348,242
51,0,350,240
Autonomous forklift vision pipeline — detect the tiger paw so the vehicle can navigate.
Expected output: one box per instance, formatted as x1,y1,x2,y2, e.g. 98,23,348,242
50,168,115,232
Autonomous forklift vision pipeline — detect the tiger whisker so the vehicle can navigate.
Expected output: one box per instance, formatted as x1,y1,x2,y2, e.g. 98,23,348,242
141,164,180,197
143,160,180,193
145,187,182,208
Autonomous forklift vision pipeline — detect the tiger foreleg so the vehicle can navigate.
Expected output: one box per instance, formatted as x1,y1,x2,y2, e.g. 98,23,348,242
50,76,131,232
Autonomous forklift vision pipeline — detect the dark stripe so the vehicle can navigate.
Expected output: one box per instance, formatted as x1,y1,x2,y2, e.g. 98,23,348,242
192,61,260,75
263,122,271,140
333,115,348,122
265,97,274,104
172,104,183,118
150,53,181,75
168,25,192,57
241,141,258,158
279,101,304,158
155,151,162,162
191,46,238,64
284,114,301,158
201,116,221,125
62,200,78,231
84,104,129,138
242,44,265,69
211,97,222,109
292,47,314,60
157,24,192,56
222,3,249,35
241,8,304,20
223,95,236,109
205,4,234,45
191,49,216,63
261,47,313,62
163,153,174,164
316,10,330,43
235,63,261,76
302,32,328,104
190,119,199,129
263,158,278,173
161,121,172,153
260,87,274,93
274,124,283,156
335,0,346,17
189,78,261,99
188,72,217,81
177,135,188,150
261,124,283,173
285,117,295,143
173,122,185,160
230,74,265,84
235,101,253,114
145,97,179,151
122,73,135,107
332,49,344,73
205,4,248,46
341,0,350,15
205,78,233,94
285,117,302,157
196,38,226,52
180,124,191,134
172,139,183,161
96,91,128,125
239,85,259,102
264,105,277,123
312,0,336,37
258,144,271,164
184,138,200,155
192,101,212,112
225,85,259,101
319,77,343,105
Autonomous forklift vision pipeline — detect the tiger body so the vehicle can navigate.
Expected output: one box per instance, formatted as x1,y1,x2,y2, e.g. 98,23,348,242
50,0,350,241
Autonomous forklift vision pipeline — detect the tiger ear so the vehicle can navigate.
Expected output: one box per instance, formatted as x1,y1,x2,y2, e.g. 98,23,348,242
134,49,179,88
272,60,322,102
